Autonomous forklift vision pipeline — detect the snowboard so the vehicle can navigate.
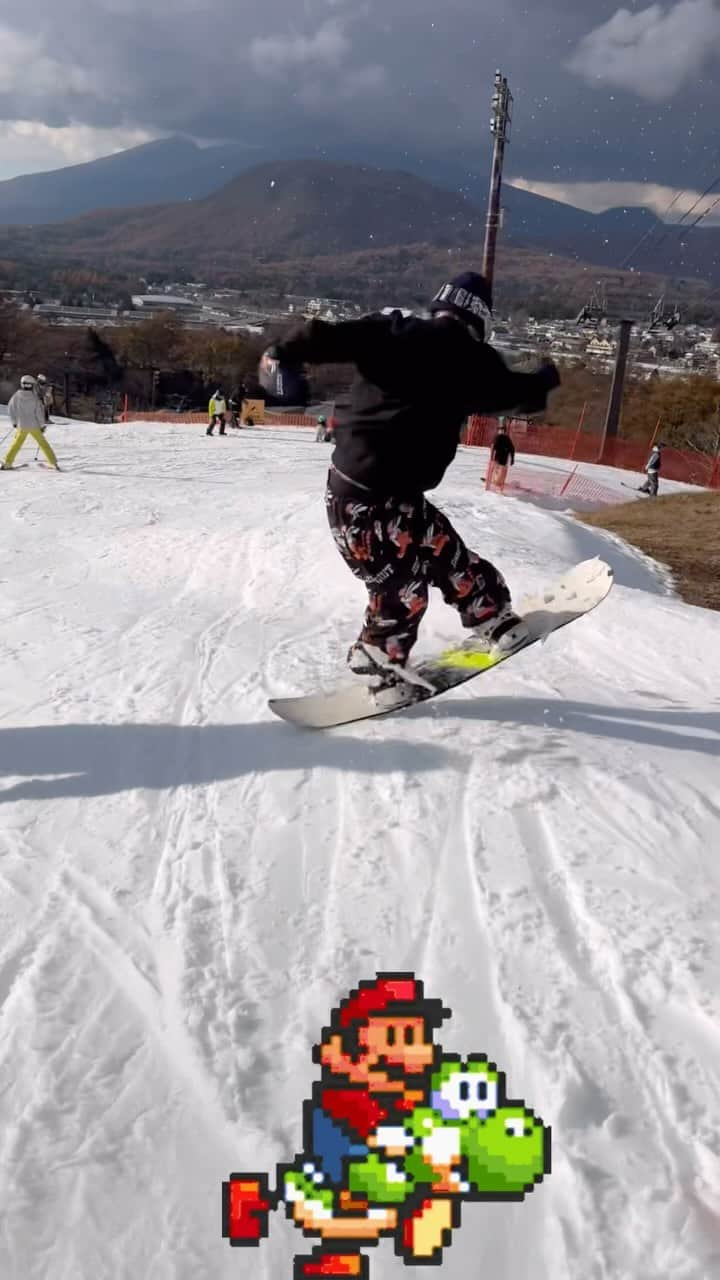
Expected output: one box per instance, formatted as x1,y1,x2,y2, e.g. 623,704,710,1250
269,558,614,730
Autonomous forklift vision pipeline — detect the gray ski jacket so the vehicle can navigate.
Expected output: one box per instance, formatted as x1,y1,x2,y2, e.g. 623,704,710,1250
8,388,45,430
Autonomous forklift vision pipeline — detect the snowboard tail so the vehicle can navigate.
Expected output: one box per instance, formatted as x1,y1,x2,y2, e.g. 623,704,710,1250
269,558,614,729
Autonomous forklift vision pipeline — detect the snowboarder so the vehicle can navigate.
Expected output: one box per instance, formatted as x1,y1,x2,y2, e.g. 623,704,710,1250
315,414,329,442
639,442,662,497
2,375,60,471
207,389,227,436
488,421,515,491
259,271,560,687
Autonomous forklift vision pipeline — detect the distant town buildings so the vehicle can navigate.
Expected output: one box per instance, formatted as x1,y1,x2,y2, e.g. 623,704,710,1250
5,281,720,381
131,294,200,313
493,316,720,381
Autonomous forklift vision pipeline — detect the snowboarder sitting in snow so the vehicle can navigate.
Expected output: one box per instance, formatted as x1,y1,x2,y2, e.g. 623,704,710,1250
259,272,560,689
2,375,60,471
488,421,516,491
639,442,662,497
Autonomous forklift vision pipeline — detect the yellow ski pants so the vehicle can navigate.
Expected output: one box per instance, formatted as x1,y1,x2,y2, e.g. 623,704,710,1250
2,429,59,470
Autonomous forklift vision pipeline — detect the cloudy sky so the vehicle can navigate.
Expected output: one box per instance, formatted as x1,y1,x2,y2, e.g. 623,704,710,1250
2,0,720,218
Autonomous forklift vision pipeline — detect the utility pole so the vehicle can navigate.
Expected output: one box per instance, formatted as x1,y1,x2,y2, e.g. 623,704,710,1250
483,69,513,298
600,318,633,459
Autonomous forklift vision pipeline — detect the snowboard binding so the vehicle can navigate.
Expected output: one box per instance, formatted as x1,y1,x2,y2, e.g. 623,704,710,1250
347,642,435,696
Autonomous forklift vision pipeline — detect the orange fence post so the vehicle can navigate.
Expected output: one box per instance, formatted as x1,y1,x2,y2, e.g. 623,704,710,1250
648,416,662,451
569,403,587,461
558,464,578,498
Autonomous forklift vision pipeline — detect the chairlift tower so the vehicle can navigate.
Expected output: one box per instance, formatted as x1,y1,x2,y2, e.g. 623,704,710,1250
576,277,681,452
483,70,513,298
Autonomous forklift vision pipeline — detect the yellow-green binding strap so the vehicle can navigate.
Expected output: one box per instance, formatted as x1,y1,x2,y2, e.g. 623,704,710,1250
437,648,503,671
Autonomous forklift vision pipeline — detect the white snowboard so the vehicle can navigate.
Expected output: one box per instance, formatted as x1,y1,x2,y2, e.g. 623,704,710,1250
269,558,614,730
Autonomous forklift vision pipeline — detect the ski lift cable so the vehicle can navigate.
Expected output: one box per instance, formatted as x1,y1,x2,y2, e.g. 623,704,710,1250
620,186,688,270
682,191,720,234
646,172,720,263
622,170,720,271
665,173,720,238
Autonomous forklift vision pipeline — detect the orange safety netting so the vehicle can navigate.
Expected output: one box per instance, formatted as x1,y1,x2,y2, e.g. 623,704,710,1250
485,462,627,507
127,410,319,427
466,416,720,489
121,409,720,489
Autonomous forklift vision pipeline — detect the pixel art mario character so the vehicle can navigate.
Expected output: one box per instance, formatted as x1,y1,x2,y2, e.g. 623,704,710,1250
222,973,550,1277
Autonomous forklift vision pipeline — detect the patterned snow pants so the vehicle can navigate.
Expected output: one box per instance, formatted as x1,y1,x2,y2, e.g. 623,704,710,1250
326,486,510,664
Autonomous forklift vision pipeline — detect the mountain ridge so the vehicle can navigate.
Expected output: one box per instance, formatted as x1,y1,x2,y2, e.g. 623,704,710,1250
0,153,717,296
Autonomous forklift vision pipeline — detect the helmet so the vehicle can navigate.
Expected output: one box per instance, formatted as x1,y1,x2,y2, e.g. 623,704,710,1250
20,375,34,390
37,374,47,385
318,415,326,425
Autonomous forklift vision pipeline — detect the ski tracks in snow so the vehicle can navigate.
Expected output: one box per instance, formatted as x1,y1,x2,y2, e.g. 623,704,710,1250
2,424,720,1279
461,743,720,1278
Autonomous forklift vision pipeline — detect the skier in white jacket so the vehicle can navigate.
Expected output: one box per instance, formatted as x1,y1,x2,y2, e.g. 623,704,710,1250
2,375,60,470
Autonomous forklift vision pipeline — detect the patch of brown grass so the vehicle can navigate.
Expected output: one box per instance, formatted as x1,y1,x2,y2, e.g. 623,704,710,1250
578,491,720,611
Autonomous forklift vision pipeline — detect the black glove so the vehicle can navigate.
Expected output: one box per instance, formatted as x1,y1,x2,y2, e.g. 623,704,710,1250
258,350,310,407
510,360,561,417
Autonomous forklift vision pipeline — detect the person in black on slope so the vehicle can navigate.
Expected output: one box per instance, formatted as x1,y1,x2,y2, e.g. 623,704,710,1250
489,424,516,491
259,271,561,685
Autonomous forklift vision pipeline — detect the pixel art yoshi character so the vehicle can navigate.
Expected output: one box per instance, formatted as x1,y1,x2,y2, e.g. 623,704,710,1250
222,974,551,1277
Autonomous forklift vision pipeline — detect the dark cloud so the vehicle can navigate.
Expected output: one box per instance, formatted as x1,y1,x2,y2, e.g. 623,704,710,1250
1,1,719,188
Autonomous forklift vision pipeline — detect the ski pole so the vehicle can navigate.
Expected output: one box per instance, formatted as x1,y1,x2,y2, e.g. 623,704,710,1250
34,424,50,460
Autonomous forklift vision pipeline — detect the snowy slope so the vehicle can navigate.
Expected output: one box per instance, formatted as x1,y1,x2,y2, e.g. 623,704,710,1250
1,420,719,1280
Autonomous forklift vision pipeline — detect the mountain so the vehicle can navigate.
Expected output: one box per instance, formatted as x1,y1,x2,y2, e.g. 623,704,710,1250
0,137,269,226
0,158,661,262
0,159,489,261
0,134,662,252
2,135,716,286
0,157,717,302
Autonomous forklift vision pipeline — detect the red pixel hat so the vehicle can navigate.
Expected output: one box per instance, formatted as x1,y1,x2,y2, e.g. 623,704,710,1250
337,974,449,1031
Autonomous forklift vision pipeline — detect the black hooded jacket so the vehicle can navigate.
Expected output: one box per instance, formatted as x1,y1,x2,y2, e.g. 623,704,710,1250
272,311,558,498
492,431,516,466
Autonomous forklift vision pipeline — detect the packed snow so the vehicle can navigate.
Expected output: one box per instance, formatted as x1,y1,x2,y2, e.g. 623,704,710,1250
1,419,719,1280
